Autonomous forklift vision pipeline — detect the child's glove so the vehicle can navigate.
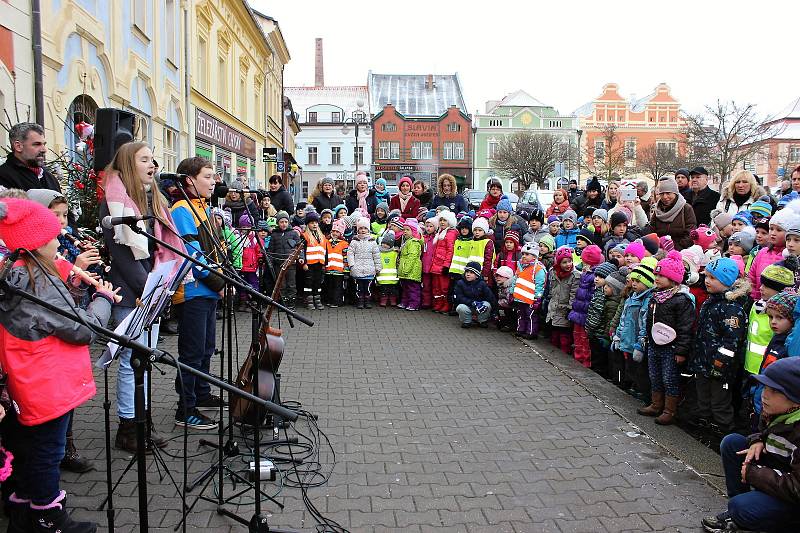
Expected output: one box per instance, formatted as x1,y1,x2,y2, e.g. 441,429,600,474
474,301,488,315
632,349,645,363
611,336,621,352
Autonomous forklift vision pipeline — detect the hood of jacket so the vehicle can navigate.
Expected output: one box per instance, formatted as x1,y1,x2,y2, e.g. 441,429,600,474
436,174,458,197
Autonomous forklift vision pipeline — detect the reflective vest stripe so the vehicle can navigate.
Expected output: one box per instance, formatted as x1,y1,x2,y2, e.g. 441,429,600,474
325,241,348,272
514,287,536,302
745,307,773,374
377,252,399,284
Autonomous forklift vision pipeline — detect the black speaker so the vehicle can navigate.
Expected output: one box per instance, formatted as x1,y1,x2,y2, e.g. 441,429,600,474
93,108,135,171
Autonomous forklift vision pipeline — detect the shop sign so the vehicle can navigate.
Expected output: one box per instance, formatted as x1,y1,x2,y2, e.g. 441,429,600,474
196,109,256,159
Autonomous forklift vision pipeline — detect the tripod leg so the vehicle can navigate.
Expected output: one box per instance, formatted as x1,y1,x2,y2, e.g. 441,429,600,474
101,367,115,531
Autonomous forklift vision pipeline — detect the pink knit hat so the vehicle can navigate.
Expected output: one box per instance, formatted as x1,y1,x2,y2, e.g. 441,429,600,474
555,245,573,264
399,176,413,189
404,217,420,238
581,244,604,267
624,241,646,260
655,250,685,283
659,235,675,252
331,218,347,235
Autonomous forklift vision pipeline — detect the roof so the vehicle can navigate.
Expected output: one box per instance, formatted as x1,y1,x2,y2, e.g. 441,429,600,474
773,97,800,120
491,90,547,111
368,73,467,117
630,92,655,113
773,122,800,140
283,86,369,118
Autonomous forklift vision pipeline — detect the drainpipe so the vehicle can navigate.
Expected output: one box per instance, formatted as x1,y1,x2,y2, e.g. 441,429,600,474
31,0,45,126
183,5,192,158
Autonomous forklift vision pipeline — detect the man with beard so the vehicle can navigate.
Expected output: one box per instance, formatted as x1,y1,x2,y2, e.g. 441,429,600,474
0,123,61,192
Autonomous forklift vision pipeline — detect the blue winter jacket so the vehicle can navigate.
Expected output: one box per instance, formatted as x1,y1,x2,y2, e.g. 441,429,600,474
615,288,653,354
555,228,578,249
453,277,497,310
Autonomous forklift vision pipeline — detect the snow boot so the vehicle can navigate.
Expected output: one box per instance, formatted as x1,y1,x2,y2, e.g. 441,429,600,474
655,396,679,425
29,491,96,533
637,391,664,417
314,295,324,310
6,493,31,533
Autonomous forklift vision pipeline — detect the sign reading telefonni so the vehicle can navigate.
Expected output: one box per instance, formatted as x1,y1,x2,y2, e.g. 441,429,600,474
195,109,256,159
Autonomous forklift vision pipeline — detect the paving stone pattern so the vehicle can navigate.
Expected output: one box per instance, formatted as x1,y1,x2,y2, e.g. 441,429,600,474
54,307,725,532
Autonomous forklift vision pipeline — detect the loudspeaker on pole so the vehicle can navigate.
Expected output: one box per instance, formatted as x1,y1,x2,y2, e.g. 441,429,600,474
93,108,135,171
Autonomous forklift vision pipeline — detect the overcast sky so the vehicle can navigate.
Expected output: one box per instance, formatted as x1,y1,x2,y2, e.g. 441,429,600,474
253,0,798,119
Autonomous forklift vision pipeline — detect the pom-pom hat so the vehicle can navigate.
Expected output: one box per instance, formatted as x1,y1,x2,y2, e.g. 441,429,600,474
655,250,686,284
766,288,799,320
581,244,604,267
495,266,514,279
0,199,62,252
760,263,795,292
624,241,646,260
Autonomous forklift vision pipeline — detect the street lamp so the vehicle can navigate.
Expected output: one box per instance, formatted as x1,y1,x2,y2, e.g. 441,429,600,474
342,100,371,174
576,129,583,187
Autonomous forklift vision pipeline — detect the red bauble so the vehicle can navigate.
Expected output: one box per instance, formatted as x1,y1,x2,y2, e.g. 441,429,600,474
76,181,85,189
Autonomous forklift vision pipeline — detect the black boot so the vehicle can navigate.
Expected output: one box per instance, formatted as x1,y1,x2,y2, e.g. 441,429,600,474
61,435,95,473
114,417,147,454
6,493,30,533
29,491,96,533
314,295,324,310
356,295,364,309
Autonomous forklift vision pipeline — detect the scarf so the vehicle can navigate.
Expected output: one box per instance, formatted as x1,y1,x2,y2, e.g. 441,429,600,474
550,199,570,214
397,190,412,212
357,189,369,213
652,285,679,304
555,260,574,279
733,191,752,208
653,194,687,223
481,194,501,211
104,172,186,265
433,227,451,245
374,189,390,203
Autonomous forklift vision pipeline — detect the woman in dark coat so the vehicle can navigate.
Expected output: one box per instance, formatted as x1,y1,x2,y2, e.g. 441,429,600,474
310,176,339,213
267,174,294,214
345,172,378,215
412,180,433,209
431,173,467,213
645,177,697,250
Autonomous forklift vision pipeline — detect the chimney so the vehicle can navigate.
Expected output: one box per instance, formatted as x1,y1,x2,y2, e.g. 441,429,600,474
314,38,324,87
425,74,435,91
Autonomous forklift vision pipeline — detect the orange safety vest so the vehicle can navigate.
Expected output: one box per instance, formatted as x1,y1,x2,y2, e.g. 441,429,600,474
325,239,349,273
512,262,544,304
303,230,327,265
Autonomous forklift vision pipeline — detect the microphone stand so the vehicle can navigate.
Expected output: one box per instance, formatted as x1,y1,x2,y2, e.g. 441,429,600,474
0,278,298,533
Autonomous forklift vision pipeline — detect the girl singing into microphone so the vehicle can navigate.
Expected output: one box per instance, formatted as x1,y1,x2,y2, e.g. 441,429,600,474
98,142,186,453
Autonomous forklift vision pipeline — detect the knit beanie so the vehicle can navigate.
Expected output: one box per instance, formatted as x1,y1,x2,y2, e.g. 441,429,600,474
592,209,608,223
561,210,577,224
624,240,646,260
404,217,420,237
629,257,658,288
257,219,270,231
26,188,65,209
331,219,346,235
305,210,320,223
529,209,545,224
654,250,685,284
641,233,660,256
521,241,539,257
320,176,334,187
713,212,734,231
547,215,560,225
376,201,389,214
605,269,629,295
276,210,290,223
581,244,604,267
576,228,596,245
538,234,555,253
457,216,473,232
472,217,490,233
320,209,334,219
750,199,773,219
439,210,457,228
659,235,675,252
555,245,573,265
690,225,717,250
770,200,800,232
356,217,370,231
496,198,513,213
766,288,799,319
761,264,795,292
609,211,628,229
334,204,347,216
464,261,482,277
586,176,602,192
594,261,618,280
657,177,679,195
477,208,495,219
381,230,396,247
732,211,754,227
375,177,387,189
0,199,62,252
239,213,253,227
504,230,520,245
495,266,514,280
705,257,740,287
296,201,307,211
398,176,413,190
681,244,709,271
728,227,756,253
611,242,627,256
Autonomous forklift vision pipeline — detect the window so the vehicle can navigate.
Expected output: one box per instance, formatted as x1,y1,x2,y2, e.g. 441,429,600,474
331,111,341,123
254,85,262,130
197,37,208,92
302,181,309,198
354,145,364,165
240,77,247,120
595,141,605,160
381,122,396,132
656,141,677,155
379,141,399,159
488,141,499,160
308,111,317,123
489,119,504,127
133,0,149,37
165,0,177,63
447,122,461,132
548,120,563,128
134,115,149,144
353,111,366,123
163,127,178,171
790,146,800,161
331,146,341,165
307,146,318,165
443,142,464,160
411,142,433,160
218,56,226,106
624,140,636,160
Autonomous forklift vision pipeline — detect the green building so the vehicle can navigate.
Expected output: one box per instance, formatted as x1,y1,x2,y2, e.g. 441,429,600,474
472,90,578,193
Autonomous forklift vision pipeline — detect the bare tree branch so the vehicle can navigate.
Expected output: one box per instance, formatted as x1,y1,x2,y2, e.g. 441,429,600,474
489,132,562,190
637,142,687,181
585,124,626,183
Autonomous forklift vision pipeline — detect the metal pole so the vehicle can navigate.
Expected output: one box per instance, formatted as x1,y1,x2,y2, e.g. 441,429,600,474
31,0,45,127
354,121,359,173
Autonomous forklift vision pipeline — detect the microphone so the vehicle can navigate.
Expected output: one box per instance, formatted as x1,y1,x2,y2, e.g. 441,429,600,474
0,249,20,280
230,188,265,195
101,215,155,229
159,172,188,182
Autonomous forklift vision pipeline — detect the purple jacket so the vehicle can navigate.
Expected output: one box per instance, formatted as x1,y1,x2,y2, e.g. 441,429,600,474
568,269,595,326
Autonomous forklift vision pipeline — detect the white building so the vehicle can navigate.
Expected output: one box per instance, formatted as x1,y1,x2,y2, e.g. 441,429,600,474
284,85,372,201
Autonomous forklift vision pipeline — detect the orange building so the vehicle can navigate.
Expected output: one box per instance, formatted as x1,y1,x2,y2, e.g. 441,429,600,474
734,98,800,187
575,83,686,182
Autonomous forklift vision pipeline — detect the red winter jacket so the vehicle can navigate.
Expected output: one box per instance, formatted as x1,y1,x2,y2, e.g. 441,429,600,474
241,235,262,273
430,228,457,274
389,194,421,220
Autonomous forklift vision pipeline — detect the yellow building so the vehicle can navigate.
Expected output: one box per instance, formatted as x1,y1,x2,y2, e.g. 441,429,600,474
39,0,188,170
190,1,290,188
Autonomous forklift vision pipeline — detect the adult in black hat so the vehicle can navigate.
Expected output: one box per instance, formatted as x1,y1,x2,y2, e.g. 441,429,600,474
675,168,692,199
684,166,720,226
567,179,580,203
570,176,603,217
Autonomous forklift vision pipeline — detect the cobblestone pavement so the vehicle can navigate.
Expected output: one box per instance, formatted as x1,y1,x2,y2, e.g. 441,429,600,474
51,306,726,532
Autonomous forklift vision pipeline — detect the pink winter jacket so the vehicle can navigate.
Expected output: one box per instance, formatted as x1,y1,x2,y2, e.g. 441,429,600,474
748,245,785,300
421,233,437,274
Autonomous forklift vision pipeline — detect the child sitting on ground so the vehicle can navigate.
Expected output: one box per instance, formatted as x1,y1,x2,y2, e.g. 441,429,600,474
453,261,497,329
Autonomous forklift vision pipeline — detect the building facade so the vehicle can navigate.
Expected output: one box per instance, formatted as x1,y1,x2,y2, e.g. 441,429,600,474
0,0,35,149
735,98,800,187
575,83,686,183
369,73,471,189
284,85,371,200
473,90,578,192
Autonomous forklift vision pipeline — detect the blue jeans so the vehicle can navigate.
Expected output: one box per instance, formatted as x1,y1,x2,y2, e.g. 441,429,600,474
456,302,491,324
112,306,151,419
721,433,800,531
16,413,71,505
175,297,217,414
